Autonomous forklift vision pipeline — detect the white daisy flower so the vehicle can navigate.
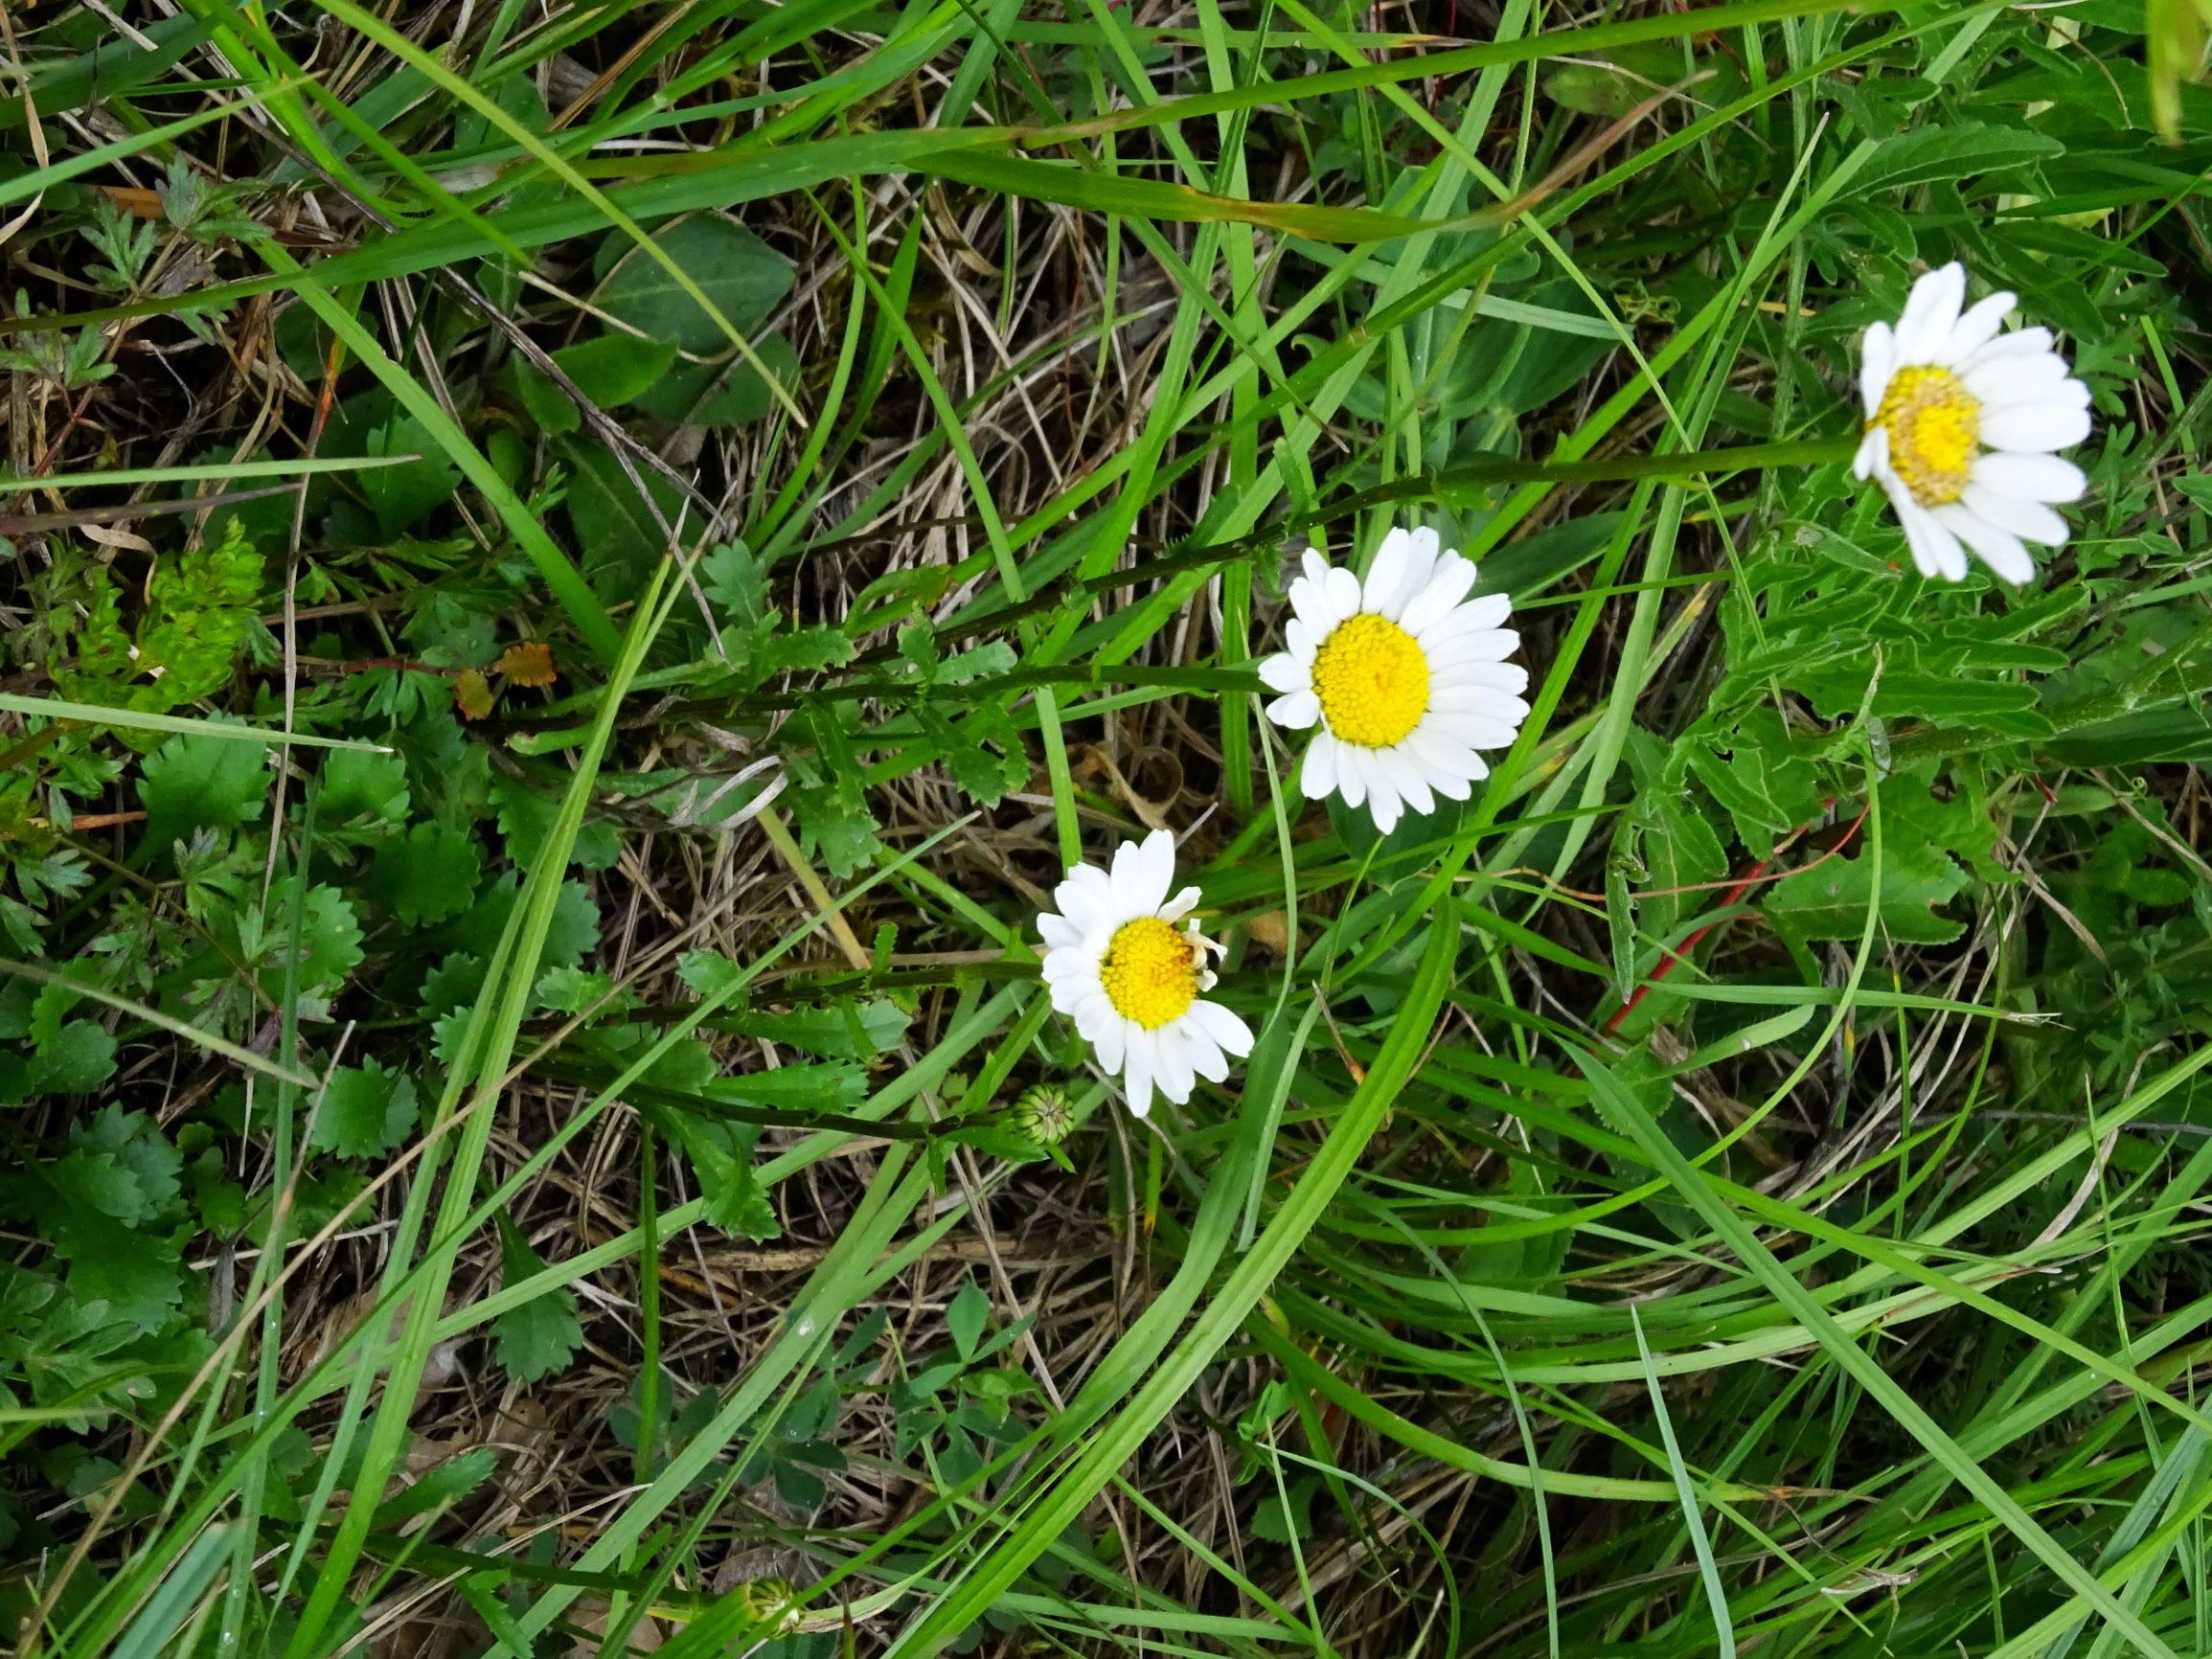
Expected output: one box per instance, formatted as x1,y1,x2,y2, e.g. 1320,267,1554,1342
1257,527,1529,835
1853,261,2092,584
1038,828,1254,1118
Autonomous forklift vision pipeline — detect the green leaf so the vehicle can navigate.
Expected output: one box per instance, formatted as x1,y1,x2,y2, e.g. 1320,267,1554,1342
360,413,464,537
369,822,483,927
596,212,798,427
286,885,367,992
492,1216,584,1383
666,1116,779,1241
1689,709,1825,859
676,949,743,1000
700,542,768,634
634,330,799,428
320,749,411,825
29,1020,119,1097
138,732,269,853
595,213,793,353
309,1058,420,1159
721,998,908,1060
1844,121,2065,198
490,773,622,870
373,1445,498,1526
514,332,680,433
1765,777,1976,947
558,436,684,602
946,1281,989,1361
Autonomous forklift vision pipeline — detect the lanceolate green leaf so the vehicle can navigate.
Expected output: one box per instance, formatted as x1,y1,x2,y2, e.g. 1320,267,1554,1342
880,900,1461,1658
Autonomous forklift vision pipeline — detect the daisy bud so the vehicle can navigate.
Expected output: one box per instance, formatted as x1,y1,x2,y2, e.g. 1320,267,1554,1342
1010,1083,1074,1148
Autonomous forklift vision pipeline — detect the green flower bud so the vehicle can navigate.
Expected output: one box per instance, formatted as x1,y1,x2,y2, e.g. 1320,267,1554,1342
1011,1083,1074,1148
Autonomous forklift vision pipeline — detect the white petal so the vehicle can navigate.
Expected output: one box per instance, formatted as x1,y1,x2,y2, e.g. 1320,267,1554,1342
1386,749,1434,820
1981,402,2091,452
1855,424,1888,483
1364,528,1419,621
1185,998,1255,1057
1137,829,1176,913
1898,497,1968,581
1964,352,2075,405
1301,548,1330,588
1180,1025,1230,1085
1123,1033,1153,1117
1073,994,1115,1042
1152,1032,1197,1105
1406,727,1486,777
1896,261,1966,362
1038,913,1083,950
1324,565,1362,622
1957,326,2055,376
1266,690,1321,730
1416,590,1511,640
1959,484,2068,545
1932,289,2017,367
1433,660,1528,695
1094,1015,1127,1076
1059,861,1112,915
1859,320,1896,419
1336,745,1368,810
1284,618,1314,661
1159,885,1202,923
1288,575,1341,640
1424,628,1521,668
1259,651,1310,693
1972,451,2087,504
1301,732,1338,800
1366,769,1402,834
1931,504,2035,585
1398,556,1478,636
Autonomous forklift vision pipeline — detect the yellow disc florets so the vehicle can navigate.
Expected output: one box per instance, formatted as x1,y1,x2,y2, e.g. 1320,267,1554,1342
1099,918,1198,1030
1311,612,1430,748
1872,365,1981,506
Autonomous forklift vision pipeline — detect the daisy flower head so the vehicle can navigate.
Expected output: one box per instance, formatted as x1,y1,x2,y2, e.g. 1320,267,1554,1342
1258,527,1528,835
1854,261,2091,585
1038,829,1254,1118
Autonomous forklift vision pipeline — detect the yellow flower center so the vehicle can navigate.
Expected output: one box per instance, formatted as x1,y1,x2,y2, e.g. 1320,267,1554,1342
1311,612,1430,749
1871,365,1981,506
1099,917,1198,1030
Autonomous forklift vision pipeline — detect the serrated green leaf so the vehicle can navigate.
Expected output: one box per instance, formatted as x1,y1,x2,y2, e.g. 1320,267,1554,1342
720,998,907,1060
1690,709,1825,859
29,1021,119,1097
490,773,622,871
492,1216,583,1383
373,1445,499,1526
369,822,483,927
320,749,411,825
309,1058,419,1159
676,949,744,1000
665,1116,778,1241
138,733,269,852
